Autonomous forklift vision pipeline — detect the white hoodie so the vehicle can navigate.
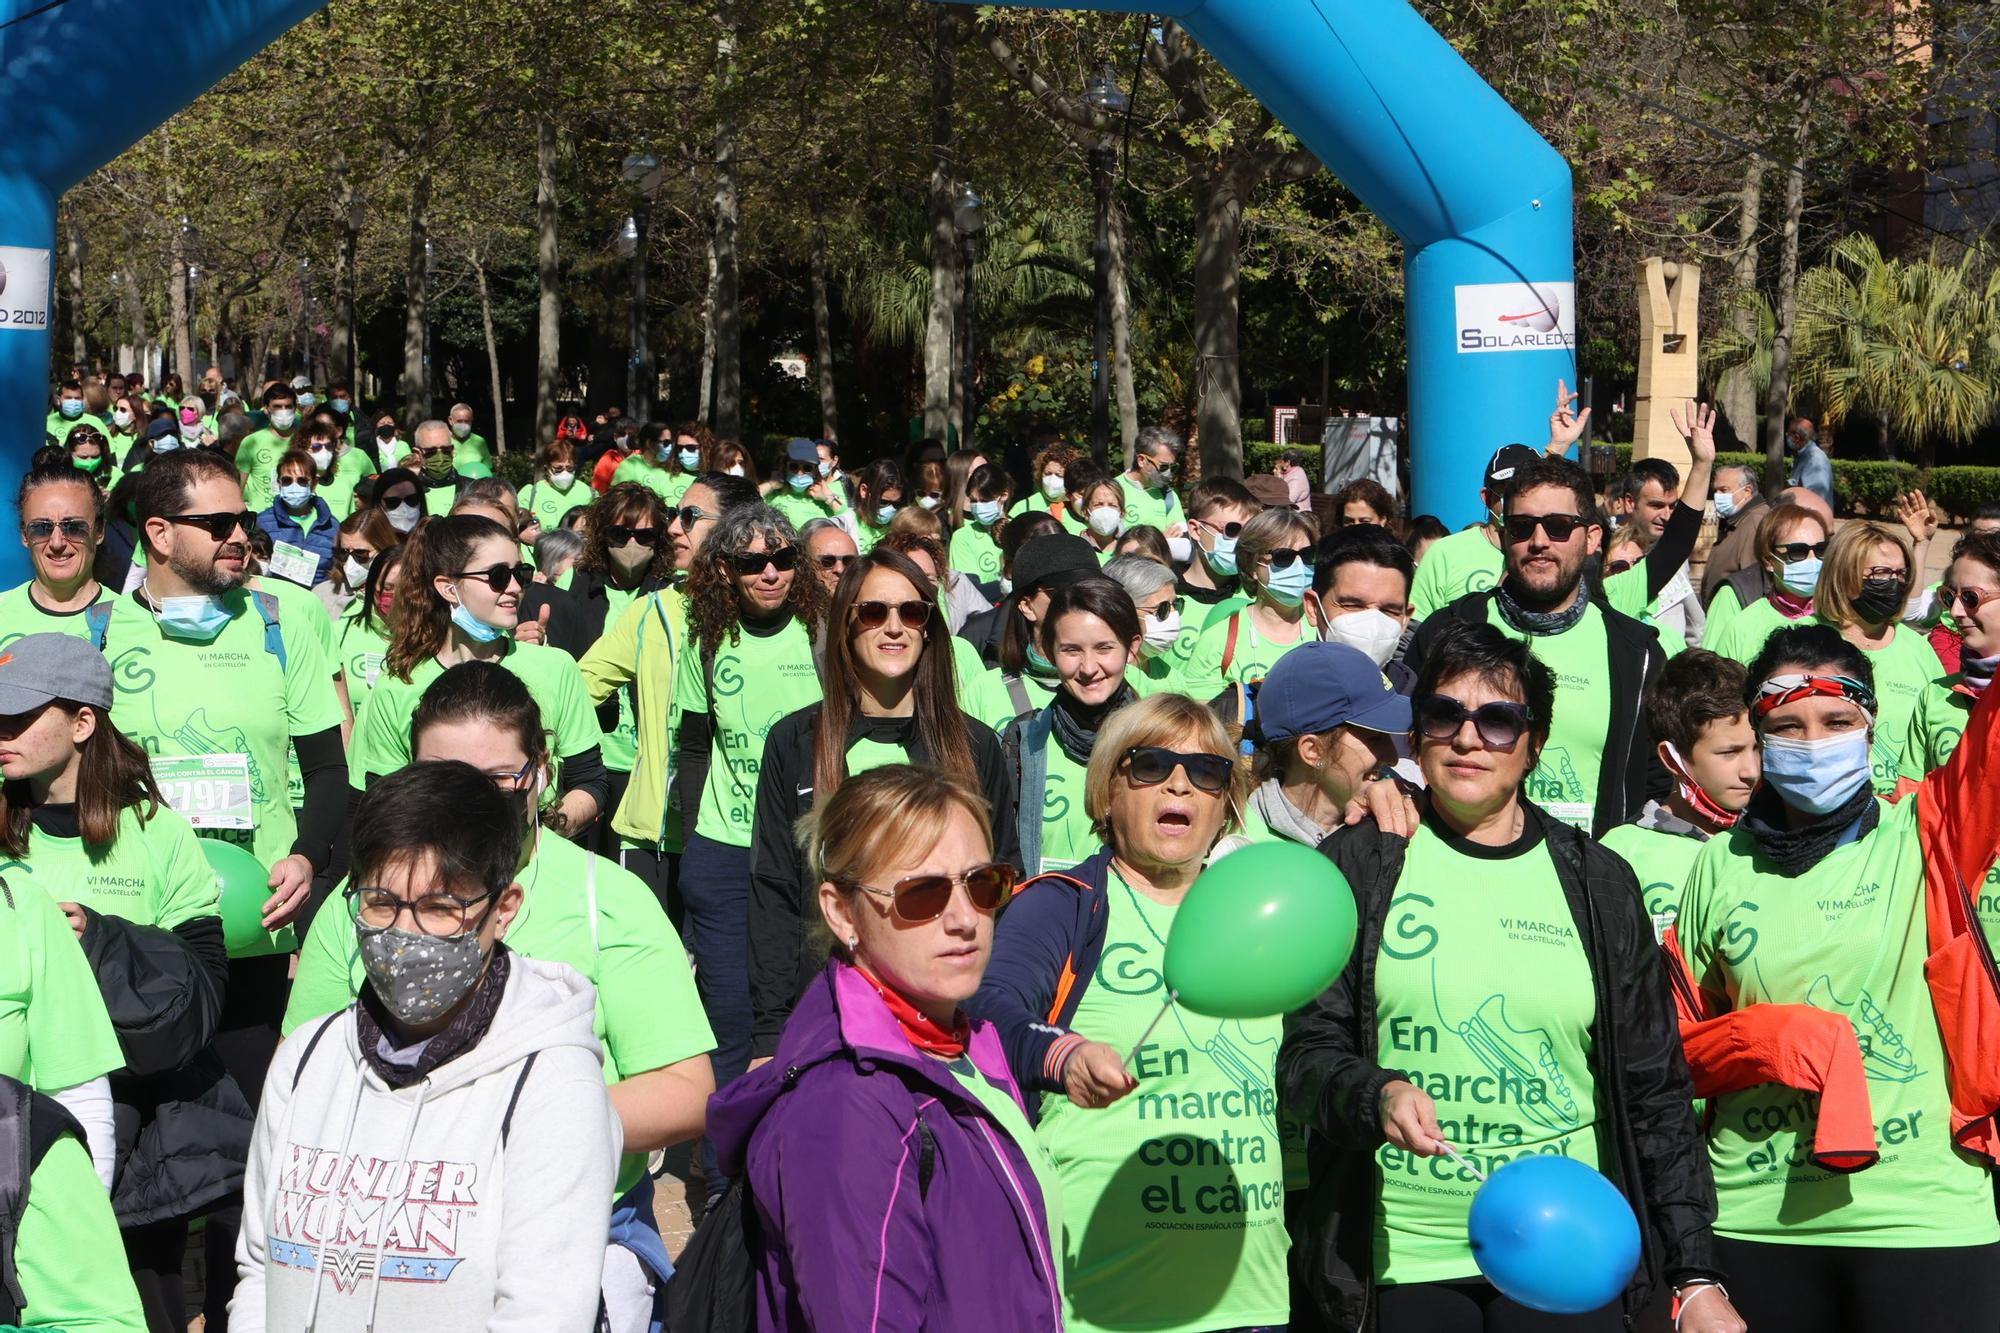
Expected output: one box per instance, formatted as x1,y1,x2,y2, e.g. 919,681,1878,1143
231,954,621,1332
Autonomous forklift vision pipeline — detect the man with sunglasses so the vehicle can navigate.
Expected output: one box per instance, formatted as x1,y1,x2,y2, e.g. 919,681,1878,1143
1116,425,1188,538
799,517,858,595
412,419,471,517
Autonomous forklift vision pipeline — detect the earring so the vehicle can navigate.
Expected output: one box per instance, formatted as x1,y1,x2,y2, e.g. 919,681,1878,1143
848,937,859,949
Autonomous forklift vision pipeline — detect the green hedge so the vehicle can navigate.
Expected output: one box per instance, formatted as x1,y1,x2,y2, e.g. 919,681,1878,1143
496,451,535,488
1928,467,2000,520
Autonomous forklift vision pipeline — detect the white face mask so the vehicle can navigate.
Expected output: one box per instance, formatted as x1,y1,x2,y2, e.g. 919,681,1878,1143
342,555,370,587
1142,607,1182,656
726,465,745,478
112,408,134,429
308,446,334,470
1042,474,1066,500
1087,506,1123,538
269,408,297,431
549,470,576,489
1322,606,1404,668
450,420,472,440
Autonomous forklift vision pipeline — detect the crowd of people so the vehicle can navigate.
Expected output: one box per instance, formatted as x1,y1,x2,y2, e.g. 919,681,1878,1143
8,364,2000,1333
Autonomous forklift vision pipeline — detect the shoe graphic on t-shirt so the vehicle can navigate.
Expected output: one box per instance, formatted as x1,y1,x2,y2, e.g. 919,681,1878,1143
1806,975,1921,1083
170,710,267,806
1455,993,1582,1133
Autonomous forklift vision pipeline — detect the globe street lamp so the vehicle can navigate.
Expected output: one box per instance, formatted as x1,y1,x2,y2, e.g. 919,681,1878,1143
1083,66,1128,458
953,184,985,453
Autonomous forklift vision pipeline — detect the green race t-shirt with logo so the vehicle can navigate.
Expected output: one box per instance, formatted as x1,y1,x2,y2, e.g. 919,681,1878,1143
1179,607,1318,704
950,521,1006,584
235,428,298,511
332,604,393,720
673,616,823,847
598,585,644,773
1371,822,1601,1283
1600,822,1703,943
0,877,123,1090
766,489,842,531
452,431,495,477
0,581,113,651
1036,869,1288,1333
1486,600,1610,831
1410,525,1503,619
349,640,603,789
4,805,217,932
1115,474,1183,534
1034,737,1099,875
102,590,342,872
1898,676,1972,785
611,457,694,507
1676,797,2000,1247
283,829,715,1195
519,479,594,533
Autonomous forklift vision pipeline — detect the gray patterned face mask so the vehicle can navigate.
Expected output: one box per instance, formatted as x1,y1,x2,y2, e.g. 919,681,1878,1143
358,925,486,1025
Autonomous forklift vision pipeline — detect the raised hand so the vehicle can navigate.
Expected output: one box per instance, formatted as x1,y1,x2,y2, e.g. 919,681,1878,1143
1895,489,1938,545
1546,378,1591,455
1669,399,1717,463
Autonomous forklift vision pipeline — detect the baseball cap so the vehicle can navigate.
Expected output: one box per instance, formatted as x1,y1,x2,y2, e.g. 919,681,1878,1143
145,416,179,441
1257,642,1411,742
289,374,314,392
0,633,113,715
1012,533,1101,595
1484,444,1540,494
785,438,818,465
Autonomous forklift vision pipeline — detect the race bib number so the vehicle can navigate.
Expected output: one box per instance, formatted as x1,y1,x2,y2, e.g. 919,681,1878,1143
1654,564,1696,613
153,753,255,830
267,540,318,587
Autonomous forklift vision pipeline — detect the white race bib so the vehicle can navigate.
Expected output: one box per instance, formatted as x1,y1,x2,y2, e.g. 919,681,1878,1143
152,753,255,830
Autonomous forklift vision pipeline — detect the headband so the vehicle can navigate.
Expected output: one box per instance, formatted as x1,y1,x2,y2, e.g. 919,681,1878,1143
1752,672,1876,726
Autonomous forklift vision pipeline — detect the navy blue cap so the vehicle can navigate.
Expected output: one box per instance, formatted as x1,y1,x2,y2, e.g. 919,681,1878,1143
1258,642,1411,742
785,437,819,464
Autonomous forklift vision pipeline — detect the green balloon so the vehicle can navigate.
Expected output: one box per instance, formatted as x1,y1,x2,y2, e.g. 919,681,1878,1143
202,838,296,958
1163,841,1357,1018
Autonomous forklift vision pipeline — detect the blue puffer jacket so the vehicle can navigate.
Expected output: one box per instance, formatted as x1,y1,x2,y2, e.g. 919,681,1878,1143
255,495,337,586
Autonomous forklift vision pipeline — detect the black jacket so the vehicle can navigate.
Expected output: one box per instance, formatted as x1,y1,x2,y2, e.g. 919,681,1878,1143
1405,589,1667,838
746,703,1022,1056
1277,808,1719,1331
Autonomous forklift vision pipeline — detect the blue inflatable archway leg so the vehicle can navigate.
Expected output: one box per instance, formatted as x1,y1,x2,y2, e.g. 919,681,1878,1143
983,0,1576,528
0,0,329,589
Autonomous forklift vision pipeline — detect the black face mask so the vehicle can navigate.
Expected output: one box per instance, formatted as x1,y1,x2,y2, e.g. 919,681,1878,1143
1853,577,1908,624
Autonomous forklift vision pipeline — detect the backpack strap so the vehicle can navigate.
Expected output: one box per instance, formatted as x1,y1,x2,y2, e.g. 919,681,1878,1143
1221,612,1240,676
1003,671,1032,723
500,1051,540,1146
291,1013,341,1092
84,598,114,653
1015,709,1055,876
0,1077,29,1322
249,588,289,673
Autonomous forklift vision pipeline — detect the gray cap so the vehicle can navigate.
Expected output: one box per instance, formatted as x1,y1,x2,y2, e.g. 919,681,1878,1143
0,632,113,714
289,374,314,392
785,437,819,465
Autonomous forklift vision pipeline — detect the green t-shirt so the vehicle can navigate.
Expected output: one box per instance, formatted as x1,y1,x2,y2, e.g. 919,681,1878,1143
16,1134,148,1332
1898,676,1972,785
1036,870,1288,1332
332,603,394,719
1708,595,1800,665
235,427,299,511
950,520,1006,584
767,489,842,531
969,665,1057,734
0,581,113,650
3,805,217,932
102,590,342,872
1700,581,1746,652
1603,563,1689,660
284,831,715,1194
1012,492,1088,536
945,1052,1064,1299
1179,606,1318,703
1372,823,1601,1284
1487,600,1610,832
0,877,123,1090
1035,737,1099,875
673,616,823,847
1600,821,1705,943
107,428,141,467
519,478,595,533
453,430,495,477
1676,796,2000,1247
349,641,603,790
611,457,694,507
316,445,373,520
599,585,644,773
853,517,892,555
1410,524,1502,619
1114,474,1183,533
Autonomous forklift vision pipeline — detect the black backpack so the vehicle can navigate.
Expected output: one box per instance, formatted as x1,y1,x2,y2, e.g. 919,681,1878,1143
665,1110,934,1333
0,1074,84,1327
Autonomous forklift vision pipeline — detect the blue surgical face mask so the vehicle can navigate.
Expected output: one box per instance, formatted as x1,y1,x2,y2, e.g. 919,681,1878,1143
278,483,312,508
58,400,84,419
970,499,1003,526
818,459,835,478
150,435,180,454
787,472,814,492
450,599,507,644
1759,730,1873,816
1713,490,1739,520
1205,531,1239,577
678,448,702,470
155,594,231,639
330,397,351,415
1781,556,1822,597
1262,560,1313,607
874,504,897,526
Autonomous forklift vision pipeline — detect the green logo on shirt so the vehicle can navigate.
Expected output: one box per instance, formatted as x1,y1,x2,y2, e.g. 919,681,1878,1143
1718,901,1760,965
713,653,744,697
1044,775,1071,823
111,644,157,693
1382,893,1438,961
1807,975,1923,1083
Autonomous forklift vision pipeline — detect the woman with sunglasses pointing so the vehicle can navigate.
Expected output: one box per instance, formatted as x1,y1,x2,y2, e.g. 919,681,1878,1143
349,514,606,835
1280,620,1736,1333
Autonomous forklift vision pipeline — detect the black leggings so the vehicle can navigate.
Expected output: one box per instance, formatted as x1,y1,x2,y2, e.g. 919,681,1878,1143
1716,1236,2000,1333
123,1218,188,1333
1375,1280,1624,1333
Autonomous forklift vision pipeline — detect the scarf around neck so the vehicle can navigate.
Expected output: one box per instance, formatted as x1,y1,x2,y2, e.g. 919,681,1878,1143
857,965,969,1058
1738,783,1880,878
1493,577,1590,637
1961,651,1999,695
1051,681,1135,766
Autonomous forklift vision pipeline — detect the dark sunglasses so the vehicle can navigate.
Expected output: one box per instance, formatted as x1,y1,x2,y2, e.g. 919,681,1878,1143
815,553,854,572
729,547,798,575
24,518,93,542
1773,540,1829,562
1196,519,1245,539
1942,585,1991,616
1502,513,1587,544
415,444,453,459
1415,694,1533,750
455,562,533,592
167,510,256,541
1264,547,1315,571
604,524,661,549
851,599,933,630
335,546,374,563
1605,558,1635,576
1122,745,1234,795
378,493,419,512
855,861,1015,924
666,505,716,528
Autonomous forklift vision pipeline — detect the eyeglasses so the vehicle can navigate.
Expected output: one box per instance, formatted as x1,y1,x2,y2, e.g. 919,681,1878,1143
815,553,853,572
730,547,798,575
604,524,661,548
851,599,933,630
1860,565,1907,581
666,505,716,528
335,546,374,564
378,493,419,512
1121,745,1234,795
483,755,538,791
24,518,93,542
349,884,499,937
455,562,533,591
1140,600,1176,622
1194,518,1245,540
167,510,256,541
1415,694,1533,750
1605,558,1636,576
1772,540,1829,562
1941,585,1991,616
1502,513,1587,544
416,445,453,459
1263,547,1314,571
854,861,1015,924
277,474,313,488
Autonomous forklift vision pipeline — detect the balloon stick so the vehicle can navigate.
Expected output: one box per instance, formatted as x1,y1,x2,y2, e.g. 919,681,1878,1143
1440,1139,1488,1183
1125,989,1179,1067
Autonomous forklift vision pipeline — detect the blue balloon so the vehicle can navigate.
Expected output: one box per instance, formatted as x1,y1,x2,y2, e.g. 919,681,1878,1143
1467,1155,1639,1315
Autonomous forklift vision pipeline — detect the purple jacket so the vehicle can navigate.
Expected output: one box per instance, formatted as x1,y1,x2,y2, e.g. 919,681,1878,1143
707,960,1065,1333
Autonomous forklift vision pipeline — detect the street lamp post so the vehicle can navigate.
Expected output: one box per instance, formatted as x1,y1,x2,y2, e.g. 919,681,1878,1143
1084,67,1128,461
622,150,660,422
952,184,985,453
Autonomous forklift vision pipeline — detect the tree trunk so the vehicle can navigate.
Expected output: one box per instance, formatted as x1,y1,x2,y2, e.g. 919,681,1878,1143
1193,168,1246,479
400,167,432,419
167,223,192,381
711,0,743,441
810,216,840,441
535,114,562,442
64,210,87,367
474,255,507,457
119,265,147,373
922,4,964,441
1109,200,1139,464
333,154,358,387
1718,159,1764,452
1761,126,1808,496
698,224,718,424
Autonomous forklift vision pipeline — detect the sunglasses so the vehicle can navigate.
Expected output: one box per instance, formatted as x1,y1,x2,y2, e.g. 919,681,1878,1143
604,524,661,549
416,445,453,459
815,553,853,572
855,861,1015,924
1195,519,1245,540
1502,513,1587,544
1941,585,1991,616
851,599,933,630
24,518,93,542
167,510,256,541
335,546,374,563
666,505,716,528
1773,540,1829,562
1122,745,1234,795
1605,558,1636,576
1415,694,1533,750
455,562,533,592
378,493,419,512
1264,547,1315,571
730,547,798,575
